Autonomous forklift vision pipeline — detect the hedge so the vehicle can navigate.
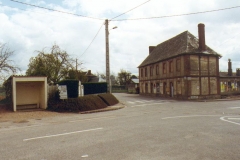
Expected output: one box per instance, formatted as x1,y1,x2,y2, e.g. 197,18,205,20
98,93,119,106
47,93,119,112
82,82,107,95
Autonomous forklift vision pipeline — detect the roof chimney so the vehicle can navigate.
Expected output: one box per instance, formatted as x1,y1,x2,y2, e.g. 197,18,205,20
87,70,91,75
149,46,156,54
236,68,240,76
228,59,232,76
198,23,206,51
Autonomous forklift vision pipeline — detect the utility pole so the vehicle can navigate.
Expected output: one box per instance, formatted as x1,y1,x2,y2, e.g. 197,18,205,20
76,58,78,79
76,58,78,71
105,19,110,93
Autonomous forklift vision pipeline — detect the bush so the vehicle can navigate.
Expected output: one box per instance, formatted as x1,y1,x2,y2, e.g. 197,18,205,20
98,93,119,106
47,94,113,112
83,82,107,95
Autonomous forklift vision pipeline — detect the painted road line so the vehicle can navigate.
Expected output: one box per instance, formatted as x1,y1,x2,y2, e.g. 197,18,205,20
229,107,240,109
127,101,135,104
23,128,103,141
220,117,240,126
162,115,221,120
69,116,117,123
135,101,145,103
131,103,164,107
228,117,240,120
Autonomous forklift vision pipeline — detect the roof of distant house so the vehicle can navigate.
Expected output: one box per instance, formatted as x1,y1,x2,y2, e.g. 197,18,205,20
138,31,221,67
131,79,139,83
219,71,238,77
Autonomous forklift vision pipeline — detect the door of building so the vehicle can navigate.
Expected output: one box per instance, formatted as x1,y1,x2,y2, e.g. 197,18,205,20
170,82,174,97
163,82,167,95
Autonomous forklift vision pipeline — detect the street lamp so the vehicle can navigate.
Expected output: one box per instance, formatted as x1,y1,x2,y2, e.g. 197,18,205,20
105,19,117,93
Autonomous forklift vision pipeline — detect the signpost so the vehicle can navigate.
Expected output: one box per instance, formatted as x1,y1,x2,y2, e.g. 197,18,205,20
58,85,67,99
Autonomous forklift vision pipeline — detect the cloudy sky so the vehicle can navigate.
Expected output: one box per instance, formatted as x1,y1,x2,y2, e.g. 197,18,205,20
1,0,240,79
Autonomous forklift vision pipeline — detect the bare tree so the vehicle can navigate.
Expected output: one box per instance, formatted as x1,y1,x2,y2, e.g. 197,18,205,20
0,43,20,75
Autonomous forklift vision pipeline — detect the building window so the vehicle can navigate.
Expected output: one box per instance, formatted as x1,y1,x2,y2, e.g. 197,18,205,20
145,67,147,77
141,68,143,77
150,66,154,76
156,83,160,93
145,83,148,93
156,64,159,75
176,59,180,72
163,62,166,74
169,61,173,73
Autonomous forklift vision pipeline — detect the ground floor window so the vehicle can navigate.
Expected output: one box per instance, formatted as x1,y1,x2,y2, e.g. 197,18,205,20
220,81,240,92
145,83,148,93
156,83,160,93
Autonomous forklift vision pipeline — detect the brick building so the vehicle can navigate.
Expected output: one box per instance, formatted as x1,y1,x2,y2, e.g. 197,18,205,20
219,59,240,95
138,23,222,99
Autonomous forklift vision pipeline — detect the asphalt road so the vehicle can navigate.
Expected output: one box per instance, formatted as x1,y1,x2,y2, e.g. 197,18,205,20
1,93,240,160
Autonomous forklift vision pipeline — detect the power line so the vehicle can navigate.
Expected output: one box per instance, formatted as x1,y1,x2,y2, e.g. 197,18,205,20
9,0,104,20
0,4,79,20
110,0,151,20
80,22,104,57
112,5,240,21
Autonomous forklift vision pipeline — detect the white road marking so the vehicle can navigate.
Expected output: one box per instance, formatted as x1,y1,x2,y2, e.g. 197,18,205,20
69,116,117,123
81,155,89,158
23,128,103,141
131,103,164,107
140,100,154,103
220,117,240,126
162,115,220,119
127,101,136,104
228,118,240,120
135,101,145,103
127,100,156,104
229,107,240,109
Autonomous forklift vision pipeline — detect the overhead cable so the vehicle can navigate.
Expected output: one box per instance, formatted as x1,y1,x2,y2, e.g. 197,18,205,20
80,23,104,57
110,0,151,20
112,5,240,21
9,0,103,20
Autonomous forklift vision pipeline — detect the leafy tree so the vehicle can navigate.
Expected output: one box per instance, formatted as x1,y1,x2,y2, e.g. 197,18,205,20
26,44,75,83
67,70,88,83
117,69,131,86
97,72,118,85
110,74,119,85
131,75,138,79
0,43,20,75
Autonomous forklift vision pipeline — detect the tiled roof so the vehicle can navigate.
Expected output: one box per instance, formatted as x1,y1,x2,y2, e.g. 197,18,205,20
219,72,238,77
131,79,139,84
138,31,221,67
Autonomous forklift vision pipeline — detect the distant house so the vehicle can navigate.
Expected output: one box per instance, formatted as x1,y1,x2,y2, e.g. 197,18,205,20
127,79,139,93
138,23,222,99
85,70,99,83
219,59,240,94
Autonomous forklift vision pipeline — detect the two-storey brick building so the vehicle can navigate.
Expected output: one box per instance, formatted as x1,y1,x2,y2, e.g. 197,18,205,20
138,24,222,99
